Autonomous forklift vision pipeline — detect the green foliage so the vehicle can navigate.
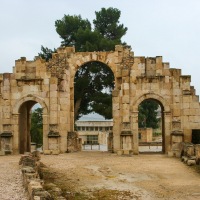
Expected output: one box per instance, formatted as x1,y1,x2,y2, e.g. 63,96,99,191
39,7,127,120
138,100,159,129
30,108,43,145
74,62,114,119
38,8,160,125
38,46,56,61
54,7,127,51
93,7,127,41
55,15,91,47
153,132,162,137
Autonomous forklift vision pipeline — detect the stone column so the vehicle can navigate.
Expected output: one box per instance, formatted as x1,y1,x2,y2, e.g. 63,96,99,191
49,77,58,125
131,111,139,154
12,113,20,154
112,89,121,152
163,111,172,153
42,114,49,151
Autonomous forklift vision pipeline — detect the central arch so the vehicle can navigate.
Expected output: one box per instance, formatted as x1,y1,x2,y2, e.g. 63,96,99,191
72,60,115,151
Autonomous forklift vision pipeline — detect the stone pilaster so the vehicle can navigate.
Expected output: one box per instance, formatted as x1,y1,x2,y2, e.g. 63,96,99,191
163,111,172,153
131,111,139,155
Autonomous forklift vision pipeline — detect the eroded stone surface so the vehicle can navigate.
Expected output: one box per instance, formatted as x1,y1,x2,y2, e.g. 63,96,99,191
0,45,200,154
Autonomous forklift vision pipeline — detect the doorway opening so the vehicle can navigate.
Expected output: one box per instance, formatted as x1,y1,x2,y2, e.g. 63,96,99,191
19,101,43,154
74,61,114,151
192,130,200,144
138,99,164,153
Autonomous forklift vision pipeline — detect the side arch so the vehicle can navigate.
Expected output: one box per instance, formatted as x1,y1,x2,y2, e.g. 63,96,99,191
12,94,49,154
132,93,171,112
131,93,172,154
12,94,48,115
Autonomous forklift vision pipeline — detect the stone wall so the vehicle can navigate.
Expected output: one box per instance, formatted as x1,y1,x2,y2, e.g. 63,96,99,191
19,151,52,200
139,128,153,142
67,131,81,152
0,45,200,155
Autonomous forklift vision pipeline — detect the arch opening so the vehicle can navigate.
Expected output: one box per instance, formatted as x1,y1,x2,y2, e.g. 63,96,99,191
18,101,43,154
138,98,165,153
74,61,115,151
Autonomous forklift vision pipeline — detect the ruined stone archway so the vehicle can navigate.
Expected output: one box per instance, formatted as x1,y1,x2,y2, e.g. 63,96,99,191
134,95,170,153
12,95,48,154
0,45,200,155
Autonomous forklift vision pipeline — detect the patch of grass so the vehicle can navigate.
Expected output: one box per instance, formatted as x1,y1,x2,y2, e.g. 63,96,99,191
39,164,137,200
39,166,89,199
92,189,136,200
192,164,200,175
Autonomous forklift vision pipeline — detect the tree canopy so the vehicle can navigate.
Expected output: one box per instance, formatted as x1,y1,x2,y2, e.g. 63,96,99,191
54,7,127,52
74,62,114,119
138,100,160,129
30,107,43,145
39,7,127,120
38,7,159,129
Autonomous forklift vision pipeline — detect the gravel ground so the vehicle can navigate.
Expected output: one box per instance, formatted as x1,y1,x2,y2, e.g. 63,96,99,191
1,152,200,200
41,151,200,200
0,155,27,200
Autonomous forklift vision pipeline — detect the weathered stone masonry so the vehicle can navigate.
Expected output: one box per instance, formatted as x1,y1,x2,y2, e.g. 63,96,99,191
0,45,200,154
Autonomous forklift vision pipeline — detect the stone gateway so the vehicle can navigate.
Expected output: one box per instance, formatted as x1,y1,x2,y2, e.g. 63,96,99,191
0,45,200,155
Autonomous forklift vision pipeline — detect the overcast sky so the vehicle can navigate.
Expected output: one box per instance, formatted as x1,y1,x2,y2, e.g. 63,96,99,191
1,0,200,95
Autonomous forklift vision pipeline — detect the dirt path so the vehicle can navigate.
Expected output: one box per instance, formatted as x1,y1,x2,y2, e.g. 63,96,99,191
41,151,200,200
0,155,27,200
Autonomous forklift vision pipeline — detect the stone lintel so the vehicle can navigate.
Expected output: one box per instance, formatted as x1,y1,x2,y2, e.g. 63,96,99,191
0,132,13,137
120,130,132,135
48,131,60,137
183,90,192,95
171,130,184,136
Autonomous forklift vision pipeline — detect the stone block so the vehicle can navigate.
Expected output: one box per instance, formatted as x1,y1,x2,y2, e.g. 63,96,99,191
33,196,40,200
50,77,57,84
187,159,196,166
168,151,174,157
182,103,189,109
183,157,189,163
117,150,123,156
112,90,119,97
113,103,119,110
122,95,129,104
43,150,52,155
122,69,129,77
115,45,124,51
173,108,181,117
50,84,57,91
123,150,133,155
123,83,129,91
21,166,35,173
50,91,57,98
175,151,181,158
52,150,60,155
50,97,57,104
50,104,58,111
0,151,5,156
122,115,129,123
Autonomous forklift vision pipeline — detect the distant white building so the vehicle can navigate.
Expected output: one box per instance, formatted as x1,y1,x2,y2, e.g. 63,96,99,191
75,120,113,151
